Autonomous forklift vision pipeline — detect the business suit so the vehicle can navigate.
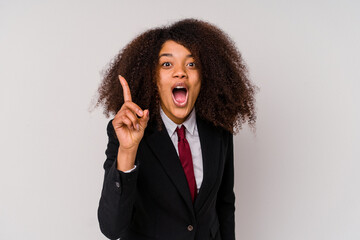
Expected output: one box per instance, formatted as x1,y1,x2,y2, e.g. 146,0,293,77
98,115,235,240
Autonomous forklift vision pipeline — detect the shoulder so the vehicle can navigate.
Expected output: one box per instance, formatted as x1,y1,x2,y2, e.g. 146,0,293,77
106,119,118,141
107,119,114,130
197,116,232,139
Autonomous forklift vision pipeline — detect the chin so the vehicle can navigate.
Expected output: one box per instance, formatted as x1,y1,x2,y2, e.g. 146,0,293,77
173,109,190,118
173,106,193,119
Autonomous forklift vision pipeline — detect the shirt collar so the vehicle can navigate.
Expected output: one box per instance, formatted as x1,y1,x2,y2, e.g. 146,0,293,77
160,107,197,137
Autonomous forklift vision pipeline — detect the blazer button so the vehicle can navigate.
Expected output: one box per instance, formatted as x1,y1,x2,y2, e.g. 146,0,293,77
187,225,194,231
115,182,120,188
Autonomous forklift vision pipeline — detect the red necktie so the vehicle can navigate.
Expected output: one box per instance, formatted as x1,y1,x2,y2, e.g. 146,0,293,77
176,125,197,203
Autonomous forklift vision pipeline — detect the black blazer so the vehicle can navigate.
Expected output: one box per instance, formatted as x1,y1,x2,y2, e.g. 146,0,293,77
98,116,235,240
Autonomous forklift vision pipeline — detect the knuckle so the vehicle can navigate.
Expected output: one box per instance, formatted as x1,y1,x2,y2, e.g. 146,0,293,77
129,102,137,108
130,113,137,120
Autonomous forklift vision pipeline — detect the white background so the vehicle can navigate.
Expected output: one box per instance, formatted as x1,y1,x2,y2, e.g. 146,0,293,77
1,0,359,239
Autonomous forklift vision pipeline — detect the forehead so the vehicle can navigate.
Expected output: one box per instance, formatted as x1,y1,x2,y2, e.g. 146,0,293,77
159,40,192,56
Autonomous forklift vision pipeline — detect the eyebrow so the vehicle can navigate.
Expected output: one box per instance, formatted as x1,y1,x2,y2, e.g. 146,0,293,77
159,53,193,58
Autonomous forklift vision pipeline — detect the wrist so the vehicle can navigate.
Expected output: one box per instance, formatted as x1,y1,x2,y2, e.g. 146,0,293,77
117,146,138,172
119,144,138,154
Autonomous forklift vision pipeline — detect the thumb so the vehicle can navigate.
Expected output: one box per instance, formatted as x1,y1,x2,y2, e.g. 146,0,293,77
139,109,150,129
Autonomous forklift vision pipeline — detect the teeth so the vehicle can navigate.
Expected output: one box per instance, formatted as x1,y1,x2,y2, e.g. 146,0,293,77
175,86,185,89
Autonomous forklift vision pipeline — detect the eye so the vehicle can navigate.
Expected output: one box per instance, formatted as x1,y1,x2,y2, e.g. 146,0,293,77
161,62,172,67
187,62,196,68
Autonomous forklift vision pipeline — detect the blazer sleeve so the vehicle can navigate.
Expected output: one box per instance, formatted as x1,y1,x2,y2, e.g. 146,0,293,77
216,131,236,240
97,120,139,240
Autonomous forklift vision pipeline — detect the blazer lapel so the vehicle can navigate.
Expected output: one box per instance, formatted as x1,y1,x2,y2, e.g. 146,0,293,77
194,117,222,214
145,124,195,217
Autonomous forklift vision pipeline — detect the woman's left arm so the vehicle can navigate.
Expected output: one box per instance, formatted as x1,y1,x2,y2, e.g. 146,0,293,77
216,132,236,240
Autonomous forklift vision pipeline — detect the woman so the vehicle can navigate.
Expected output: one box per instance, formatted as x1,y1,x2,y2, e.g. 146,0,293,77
95,19,256,240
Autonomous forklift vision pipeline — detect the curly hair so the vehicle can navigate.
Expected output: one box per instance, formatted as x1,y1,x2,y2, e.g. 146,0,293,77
92,18,257,133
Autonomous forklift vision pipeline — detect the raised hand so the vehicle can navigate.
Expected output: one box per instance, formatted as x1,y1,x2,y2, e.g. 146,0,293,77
112,75,149,171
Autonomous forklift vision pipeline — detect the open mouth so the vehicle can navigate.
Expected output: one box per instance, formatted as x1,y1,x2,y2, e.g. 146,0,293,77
172,84,188,107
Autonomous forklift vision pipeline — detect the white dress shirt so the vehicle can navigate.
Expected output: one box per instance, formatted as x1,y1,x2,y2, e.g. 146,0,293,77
160,107,203,193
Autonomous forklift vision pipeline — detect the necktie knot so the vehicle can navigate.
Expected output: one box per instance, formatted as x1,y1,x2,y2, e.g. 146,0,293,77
176,125,186,141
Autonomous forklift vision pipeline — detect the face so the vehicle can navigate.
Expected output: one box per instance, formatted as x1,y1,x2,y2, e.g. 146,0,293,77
156,40,201,124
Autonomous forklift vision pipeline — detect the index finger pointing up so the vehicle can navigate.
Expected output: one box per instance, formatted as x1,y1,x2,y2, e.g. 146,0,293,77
118,75,132,102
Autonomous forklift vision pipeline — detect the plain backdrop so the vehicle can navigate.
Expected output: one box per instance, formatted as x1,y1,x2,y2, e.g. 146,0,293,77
1,0,359,239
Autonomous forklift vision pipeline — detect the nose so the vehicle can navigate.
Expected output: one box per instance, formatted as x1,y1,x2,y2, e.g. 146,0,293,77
173,65,187,79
